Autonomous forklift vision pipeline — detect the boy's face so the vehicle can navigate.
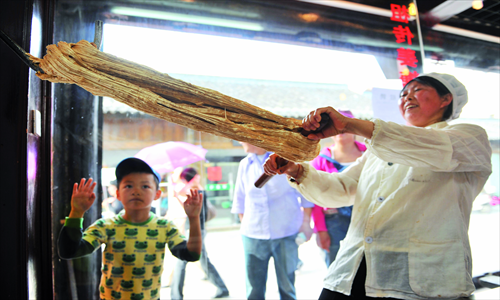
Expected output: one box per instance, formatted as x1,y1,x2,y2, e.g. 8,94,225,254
116,173,161,212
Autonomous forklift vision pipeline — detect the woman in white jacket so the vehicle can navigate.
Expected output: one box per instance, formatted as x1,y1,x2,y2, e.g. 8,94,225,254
264,73,492,300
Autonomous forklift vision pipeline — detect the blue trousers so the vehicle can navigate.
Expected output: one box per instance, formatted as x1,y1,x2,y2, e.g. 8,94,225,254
171,230,228,300
323,214,351,267
242,234,298,300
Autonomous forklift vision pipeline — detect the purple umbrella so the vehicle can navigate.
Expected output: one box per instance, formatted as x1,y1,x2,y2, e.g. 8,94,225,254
134,141,207,175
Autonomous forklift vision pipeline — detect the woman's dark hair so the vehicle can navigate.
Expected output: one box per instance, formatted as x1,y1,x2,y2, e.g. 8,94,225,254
180,167,198,183
403,76,453,121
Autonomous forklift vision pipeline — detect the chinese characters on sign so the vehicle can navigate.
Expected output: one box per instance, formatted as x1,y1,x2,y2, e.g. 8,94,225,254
206,183,233,191
391,3,419,86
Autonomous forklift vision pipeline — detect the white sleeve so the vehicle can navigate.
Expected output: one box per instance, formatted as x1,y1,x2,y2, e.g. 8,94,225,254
290,153,367,208
367,119,492,175
231,160,247,214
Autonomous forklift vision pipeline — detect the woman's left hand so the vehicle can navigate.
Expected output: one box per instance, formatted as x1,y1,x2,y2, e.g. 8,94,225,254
302,107,349,140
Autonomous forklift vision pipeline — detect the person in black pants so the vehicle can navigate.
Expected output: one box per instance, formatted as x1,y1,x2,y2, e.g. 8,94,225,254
170,167,229,299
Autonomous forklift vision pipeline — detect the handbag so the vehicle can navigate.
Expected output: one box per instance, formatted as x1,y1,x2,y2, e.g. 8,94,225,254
319,153,347,172
206,200,217,222
318,153,352,217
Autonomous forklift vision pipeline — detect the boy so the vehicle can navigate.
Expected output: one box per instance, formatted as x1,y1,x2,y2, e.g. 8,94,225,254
58,157,202,300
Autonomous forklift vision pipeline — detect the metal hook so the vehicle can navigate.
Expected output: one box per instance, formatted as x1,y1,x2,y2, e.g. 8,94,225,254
0,20,103,73
0,29,44,73
93,20,103,50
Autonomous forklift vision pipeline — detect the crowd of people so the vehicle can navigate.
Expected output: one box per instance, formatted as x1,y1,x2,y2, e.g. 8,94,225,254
58,73,492,300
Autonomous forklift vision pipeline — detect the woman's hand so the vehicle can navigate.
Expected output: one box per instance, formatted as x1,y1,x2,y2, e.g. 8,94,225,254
302,107,349,140
69,178,97,218
263,154,300,177
303,106,375,140
183,189,203,218
316,231,331,251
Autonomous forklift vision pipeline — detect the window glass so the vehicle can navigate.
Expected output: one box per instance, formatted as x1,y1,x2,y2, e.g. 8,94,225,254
51,1,499,298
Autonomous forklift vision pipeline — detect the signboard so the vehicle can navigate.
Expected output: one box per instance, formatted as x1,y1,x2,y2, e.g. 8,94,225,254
206,183,234,191
372,88,406,124
207,166,222,181
390,3,420,86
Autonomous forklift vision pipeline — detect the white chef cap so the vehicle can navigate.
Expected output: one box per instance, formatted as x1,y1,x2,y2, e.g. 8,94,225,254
416,72,468,121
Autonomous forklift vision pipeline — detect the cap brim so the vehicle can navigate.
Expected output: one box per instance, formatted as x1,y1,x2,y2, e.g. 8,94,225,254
116,158,161,183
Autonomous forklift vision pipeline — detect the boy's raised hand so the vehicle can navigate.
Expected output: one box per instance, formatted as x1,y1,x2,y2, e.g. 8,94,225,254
183,189,202,218
69,178,97,218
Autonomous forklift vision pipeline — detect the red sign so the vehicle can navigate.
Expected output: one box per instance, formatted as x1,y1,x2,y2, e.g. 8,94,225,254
390,3,419,86
397,48,418,68
207,166,222,182
390,4,409,23
393,25,414,45
400,70,419,86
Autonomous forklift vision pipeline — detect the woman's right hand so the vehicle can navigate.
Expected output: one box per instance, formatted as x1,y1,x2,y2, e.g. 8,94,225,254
302,107,350,140
263,153,300,177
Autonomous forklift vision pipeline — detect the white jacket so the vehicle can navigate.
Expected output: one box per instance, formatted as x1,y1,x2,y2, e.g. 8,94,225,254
292,119,492,300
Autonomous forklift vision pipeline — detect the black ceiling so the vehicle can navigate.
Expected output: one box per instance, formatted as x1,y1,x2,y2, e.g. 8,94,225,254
56,0,499,70
72,0,500,37
349,0,500,37
443,0,500,37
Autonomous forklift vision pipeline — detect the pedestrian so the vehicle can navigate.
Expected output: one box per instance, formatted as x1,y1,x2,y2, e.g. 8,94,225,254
170,167,230,299
310,110,366,267
232,142,314,300
58,157,203,300
102,179,123,216
263,73,492,299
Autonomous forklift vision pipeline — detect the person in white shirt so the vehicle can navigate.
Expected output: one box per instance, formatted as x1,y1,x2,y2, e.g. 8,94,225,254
233,142,314,300
263,73,492,300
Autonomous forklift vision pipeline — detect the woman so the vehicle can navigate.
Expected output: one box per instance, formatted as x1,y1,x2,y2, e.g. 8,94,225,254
170,168,229,299
310,110,366,268
264,73,492,299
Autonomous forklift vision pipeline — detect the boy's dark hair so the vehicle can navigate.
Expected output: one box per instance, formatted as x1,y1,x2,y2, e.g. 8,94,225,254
115,158,161,190
180,167,198,183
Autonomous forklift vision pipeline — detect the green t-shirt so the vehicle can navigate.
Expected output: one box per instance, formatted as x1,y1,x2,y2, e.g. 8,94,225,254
73,213,188,300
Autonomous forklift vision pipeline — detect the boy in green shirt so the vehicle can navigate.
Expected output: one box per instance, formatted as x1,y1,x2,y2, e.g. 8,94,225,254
58,157,202,300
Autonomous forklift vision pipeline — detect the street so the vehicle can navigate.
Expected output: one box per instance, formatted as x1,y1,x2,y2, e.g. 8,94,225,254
159,205,500,299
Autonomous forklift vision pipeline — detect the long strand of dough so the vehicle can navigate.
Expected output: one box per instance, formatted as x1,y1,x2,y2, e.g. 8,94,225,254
29,40,320,162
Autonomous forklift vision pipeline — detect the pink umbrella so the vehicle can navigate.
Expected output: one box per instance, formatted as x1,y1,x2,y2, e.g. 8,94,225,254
134,141,207,175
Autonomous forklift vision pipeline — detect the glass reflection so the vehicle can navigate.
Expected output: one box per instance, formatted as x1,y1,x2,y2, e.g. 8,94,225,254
51,0,499,299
